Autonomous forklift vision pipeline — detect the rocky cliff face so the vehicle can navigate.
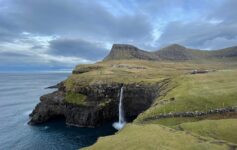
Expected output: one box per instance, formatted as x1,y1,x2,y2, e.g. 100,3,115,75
29,80,166,127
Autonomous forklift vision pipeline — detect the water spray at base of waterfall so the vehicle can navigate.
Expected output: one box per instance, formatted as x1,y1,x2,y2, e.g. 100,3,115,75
113,86,126,130
112,122,125,130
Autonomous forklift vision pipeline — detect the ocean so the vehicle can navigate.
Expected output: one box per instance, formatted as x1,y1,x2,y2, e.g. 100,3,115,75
0,73,116,150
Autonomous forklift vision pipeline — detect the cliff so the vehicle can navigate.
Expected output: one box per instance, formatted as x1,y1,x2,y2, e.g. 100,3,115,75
29,77,169,127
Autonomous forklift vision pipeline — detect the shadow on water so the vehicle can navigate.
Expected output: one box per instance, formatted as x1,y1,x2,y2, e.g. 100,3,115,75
28,115,138,150
30,117,117,150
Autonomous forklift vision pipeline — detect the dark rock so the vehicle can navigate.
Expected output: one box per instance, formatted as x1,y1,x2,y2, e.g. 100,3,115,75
191,70,209,74
45,81,65,90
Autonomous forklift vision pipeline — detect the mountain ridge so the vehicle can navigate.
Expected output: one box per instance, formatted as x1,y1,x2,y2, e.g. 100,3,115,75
103,43,237,61
103,44,160,61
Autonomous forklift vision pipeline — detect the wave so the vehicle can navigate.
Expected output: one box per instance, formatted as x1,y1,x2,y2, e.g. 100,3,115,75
23,110,32,116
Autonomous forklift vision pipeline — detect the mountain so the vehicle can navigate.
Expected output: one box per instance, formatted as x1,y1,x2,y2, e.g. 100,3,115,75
155,44,210,60
211,45,237,58
103,44,160,61
104,43,237,61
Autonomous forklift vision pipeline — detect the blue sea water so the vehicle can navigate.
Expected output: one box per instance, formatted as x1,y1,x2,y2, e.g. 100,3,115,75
0,73,116,150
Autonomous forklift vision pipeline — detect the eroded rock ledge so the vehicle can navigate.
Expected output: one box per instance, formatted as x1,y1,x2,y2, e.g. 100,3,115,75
29,79,170,127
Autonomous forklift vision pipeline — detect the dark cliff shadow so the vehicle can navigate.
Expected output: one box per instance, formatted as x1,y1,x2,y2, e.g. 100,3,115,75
29,117,117,150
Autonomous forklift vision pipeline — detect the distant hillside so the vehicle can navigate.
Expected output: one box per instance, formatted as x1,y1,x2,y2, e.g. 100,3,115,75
103,43,237,61
103,44,160,61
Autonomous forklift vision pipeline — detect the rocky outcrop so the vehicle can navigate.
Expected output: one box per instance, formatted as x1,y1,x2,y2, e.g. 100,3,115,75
45,81,64,89
29,80,168,127
191,70,209,74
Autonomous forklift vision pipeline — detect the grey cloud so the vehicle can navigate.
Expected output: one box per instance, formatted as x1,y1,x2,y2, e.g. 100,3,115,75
0,50,88,70
0,0,153,67
136,0,216,20
158,21,237,49
208,0,237,23
0,51,73,71
49,38,109,61
157,0,237,50
157,0,237,49
31,45,45,50
0,16,20,42
0,51,42,65
0,0,152,42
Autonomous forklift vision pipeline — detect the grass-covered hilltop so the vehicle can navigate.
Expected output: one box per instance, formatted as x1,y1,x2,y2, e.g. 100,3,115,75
30,44,237,150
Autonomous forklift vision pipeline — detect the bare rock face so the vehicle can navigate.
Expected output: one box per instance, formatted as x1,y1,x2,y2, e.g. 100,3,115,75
29,82,163,127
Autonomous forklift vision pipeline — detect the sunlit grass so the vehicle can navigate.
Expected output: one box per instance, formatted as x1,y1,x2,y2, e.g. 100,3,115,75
65,92,87,105
83,124,231,150
136,69,237,122
174,119,237,144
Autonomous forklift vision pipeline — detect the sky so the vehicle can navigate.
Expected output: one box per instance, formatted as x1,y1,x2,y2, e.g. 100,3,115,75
0,0,237,72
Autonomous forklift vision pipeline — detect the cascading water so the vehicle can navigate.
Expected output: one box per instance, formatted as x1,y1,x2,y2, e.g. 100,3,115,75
113,86,126,130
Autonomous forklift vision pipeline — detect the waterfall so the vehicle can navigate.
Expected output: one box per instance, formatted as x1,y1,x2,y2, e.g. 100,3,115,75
118,86,125,123
113,86,126,130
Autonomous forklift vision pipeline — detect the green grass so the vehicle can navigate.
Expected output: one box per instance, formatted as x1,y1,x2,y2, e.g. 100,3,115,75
143,117,201,126
175,119,237,144
136,69,237,123
83,124,232,150
65,60,236,91
65,92,87,105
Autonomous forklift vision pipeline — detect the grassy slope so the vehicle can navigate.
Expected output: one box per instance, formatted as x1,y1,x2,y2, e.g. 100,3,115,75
65,92,87,105
175,119,237,144
136,69,237,124
83,124,232,150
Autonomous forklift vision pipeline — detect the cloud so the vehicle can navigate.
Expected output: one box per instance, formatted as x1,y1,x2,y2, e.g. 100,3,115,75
0,0,152,42
156,0,237,49
157,21,237,49
0,40,93,72
208,0,237,23
49,38,109,61
0,49,91,65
